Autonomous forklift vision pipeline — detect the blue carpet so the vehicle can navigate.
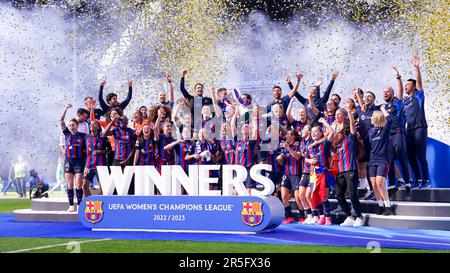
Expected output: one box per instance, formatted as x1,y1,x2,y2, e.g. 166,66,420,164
1,214,450,250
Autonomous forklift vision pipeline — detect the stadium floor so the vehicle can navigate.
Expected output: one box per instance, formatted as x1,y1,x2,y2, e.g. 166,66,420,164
1,214,450,250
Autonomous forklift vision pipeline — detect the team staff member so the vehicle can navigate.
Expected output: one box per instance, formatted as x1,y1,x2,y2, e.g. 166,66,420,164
289,70,339,113
156,75,175,109
267,71,302,116
60,103,86,212
384,67,412,193
179,69,213,117
98,80,133,113
354,90,380,200
403,56,430,188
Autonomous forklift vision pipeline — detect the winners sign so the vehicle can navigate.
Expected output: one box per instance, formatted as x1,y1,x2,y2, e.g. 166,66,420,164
78,164,284,233
78,195,284,233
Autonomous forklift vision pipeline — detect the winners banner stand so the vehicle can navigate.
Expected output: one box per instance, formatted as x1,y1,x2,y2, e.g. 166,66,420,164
78,195,284,234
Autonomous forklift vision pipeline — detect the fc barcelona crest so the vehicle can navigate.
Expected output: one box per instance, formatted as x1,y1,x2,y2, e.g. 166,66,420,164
241,201,264,227
84,200,104,224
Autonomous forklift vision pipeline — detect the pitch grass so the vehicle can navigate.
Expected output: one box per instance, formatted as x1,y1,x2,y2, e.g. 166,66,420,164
0,237,448,253
0,198,31,213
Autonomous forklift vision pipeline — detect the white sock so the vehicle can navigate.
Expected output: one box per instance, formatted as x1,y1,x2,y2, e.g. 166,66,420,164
377,200,383,207
359,178,368,189
384,200,391,207
398,178,405,183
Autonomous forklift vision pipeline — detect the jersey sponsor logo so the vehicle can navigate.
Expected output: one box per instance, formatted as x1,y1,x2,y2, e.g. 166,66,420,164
84,200,104,224
241,201,264,227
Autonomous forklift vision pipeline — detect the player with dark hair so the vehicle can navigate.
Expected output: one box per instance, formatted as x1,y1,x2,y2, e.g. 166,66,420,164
298,124,314,224
277,129,303,224
331,94,341,108
83,120,111,196
233,108,259,195
304,118,334,225
134,120,160,166
76,108,90,134
164,126,193,173
332,108,364,227
139,106,148,120
158,119,176,166
186,128,216,165
103,114,137,194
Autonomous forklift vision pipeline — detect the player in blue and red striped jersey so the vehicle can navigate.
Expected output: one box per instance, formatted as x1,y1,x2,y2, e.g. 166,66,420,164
193,105,216,137
164,126,194,172
133,120,160,166
233,110,259,195
158,120,176,166
286,97,310,133
103,115,137,194
259,122,283,200
277,129,302,224
331,108,364,227
304,118,334,225
367,105,393,216
217,123,236,165
103,116,137,167
83,120,111,197
269,103,290,140
298,124,314,224
186,128,216,165
60,104,86,212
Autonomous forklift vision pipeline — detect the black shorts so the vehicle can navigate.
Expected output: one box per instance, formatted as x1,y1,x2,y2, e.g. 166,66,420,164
359,138,371,163
65,158,84,174
367,161,390,178
243,167,256,189
265,171,283,185
299,173,310,187
281,175,301,191
83,167,99,182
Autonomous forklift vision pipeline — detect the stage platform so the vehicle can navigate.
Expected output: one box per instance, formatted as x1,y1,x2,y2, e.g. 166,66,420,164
1,213,450,250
